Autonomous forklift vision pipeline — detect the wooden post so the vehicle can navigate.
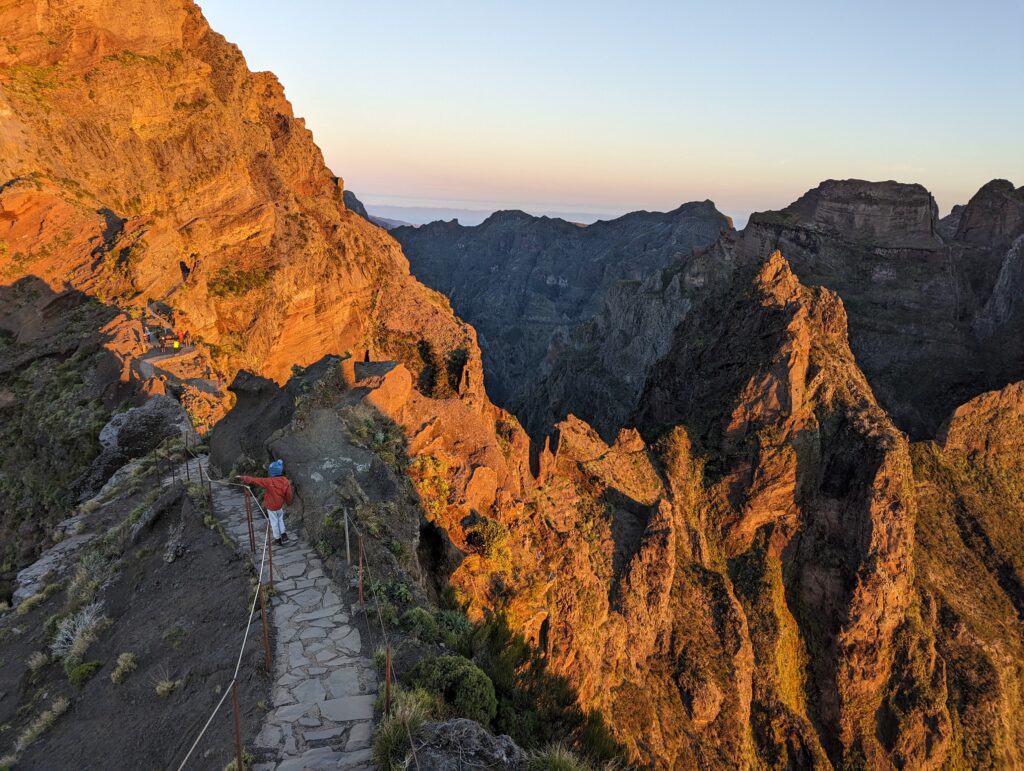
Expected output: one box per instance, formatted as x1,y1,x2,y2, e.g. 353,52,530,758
267,523,274,593
344,508,351,567
258,584,272,672
184,446,191,482
357,534,364,608
384,645,392,716
231,681,243,771
244,493,256,554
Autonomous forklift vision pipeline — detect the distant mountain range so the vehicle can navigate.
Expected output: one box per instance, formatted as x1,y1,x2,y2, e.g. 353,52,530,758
345,196,648,228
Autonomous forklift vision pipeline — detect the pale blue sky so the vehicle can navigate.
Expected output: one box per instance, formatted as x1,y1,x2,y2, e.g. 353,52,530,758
199,0,1023,223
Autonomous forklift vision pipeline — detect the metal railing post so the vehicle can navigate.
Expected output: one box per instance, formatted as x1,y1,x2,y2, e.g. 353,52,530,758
259,584,272,672
231,681,243,771
244,494,256,554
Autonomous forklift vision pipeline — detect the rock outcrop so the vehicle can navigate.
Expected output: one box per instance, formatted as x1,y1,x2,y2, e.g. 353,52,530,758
417,719,528,770
393,202,732,413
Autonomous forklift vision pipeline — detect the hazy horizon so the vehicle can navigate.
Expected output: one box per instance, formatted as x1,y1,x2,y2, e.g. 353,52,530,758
199,0,1024,223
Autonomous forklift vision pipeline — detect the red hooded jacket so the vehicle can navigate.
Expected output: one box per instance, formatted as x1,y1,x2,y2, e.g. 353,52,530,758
239,475,294,511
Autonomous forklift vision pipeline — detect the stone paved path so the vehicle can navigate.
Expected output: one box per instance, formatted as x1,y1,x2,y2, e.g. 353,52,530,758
203,464,377,770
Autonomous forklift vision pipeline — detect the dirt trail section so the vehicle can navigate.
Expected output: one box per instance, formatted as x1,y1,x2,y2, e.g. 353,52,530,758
0,448,267,769
203,464,377,770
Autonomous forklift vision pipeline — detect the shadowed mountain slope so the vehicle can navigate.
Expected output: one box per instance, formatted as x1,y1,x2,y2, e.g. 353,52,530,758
392,202,732,411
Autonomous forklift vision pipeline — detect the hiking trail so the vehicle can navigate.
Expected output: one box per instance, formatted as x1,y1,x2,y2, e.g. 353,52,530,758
201,459,378,771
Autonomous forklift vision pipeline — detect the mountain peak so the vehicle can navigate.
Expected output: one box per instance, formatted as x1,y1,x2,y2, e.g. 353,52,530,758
480,209,537,226
751,178,941,248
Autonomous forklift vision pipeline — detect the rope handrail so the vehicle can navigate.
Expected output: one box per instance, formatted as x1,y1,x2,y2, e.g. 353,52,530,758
173,436,272,771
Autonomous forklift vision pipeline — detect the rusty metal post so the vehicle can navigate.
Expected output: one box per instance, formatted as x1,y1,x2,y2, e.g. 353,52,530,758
344,508,351,567
267,523,274,593
258,584,272,672
244,493,256,554
231,680,243,771
384,645,392,716
358,534,364,607
184,446,191,482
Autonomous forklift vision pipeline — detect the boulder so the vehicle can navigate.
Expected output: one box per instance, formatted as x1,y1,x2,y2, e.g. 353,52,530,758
417,719,527,770
77,395,189,498
98,395,189,454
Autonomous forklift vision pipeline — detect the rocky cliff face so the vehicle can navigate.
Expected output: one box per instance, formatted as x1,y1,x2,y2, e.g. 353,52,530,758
0,0,478,390
525,232,752,438
908,381,1024,769
392,202,732,414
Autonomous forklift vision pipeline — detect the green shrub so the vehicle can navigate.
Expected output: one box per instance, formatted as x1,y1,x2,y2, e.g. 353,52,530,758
467,518,512,571
377,597,399,627
409,655,497,724
435,608,473,648
402,607,439,642
207,266,271,298
67,660,102,686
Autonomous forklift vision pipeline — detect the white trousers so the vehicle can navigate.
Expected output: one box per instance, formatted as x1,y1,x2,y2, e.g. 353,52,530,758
268,508,286,540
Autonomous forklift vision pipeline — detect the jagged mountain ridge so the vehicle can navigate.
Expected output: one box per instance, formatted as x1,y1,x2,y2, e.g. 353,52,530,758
391,200,732,410
528,178,1024,440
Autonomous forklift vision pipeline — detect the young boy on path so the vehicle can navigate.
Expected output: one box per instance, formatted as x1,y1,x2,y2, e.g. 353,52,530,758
239,459,293,545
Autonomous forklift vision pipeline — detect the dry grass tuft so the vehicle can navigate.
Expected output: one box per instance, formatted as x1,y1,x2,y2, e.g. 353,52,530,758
14,695,70,754
110,652,137,684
